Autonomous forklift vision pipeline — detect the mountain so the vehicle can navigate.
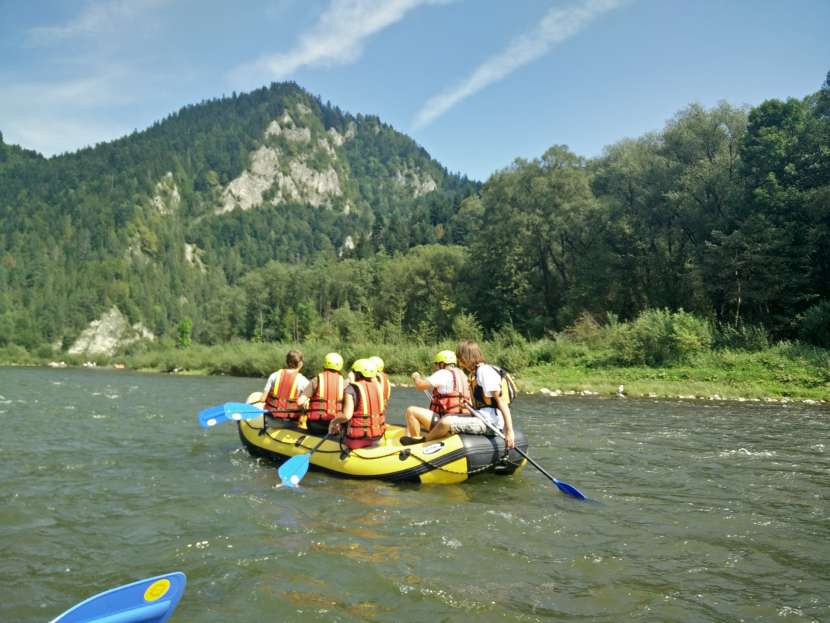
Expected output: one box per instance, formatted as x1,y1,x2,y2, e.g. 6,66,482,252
3,76,828,354
0,82,479,350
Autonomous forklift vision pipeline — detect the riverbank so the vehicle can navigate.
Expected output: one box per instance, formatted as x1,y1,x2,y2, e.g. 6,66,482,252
3,338,828,403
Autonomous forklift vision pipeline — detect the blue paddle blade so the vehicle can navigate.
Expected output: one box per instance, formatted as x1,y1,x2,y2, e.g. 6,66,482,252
278,454,311,487
50,571,186,623
198,402,265,428
555,480,587,500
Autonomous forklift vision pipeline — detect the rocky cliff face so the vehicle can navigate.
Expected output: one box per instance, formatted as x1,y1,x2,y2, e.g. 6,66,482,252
152,172,181,215
68,307,154,357
394,166,438,197
217,103,439,216
218,106,348,214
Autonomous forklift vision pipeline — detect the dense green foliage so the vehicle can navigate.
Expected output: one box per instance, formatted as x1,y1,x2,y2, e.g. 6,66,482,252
1,74,828,357
0,83,477,349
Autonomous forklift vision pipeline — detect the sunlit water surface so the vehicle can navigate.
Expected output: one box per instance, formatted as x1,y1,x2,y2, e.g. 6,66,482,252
1,367,827,622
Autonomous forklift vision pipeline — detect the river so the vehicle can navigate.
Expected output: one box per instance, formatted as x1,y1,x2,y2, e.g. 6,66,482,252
1,367,827,622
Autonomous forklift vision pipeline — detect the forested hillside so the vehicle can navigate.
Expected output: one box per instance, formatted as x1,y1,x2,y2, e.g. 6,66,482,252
0,82,478,350
1,74,828,356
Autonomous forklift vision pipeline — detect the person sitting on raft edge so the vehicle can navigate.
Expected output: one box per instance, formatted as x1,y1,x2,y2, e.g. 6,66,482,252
263,349,310,428
404,341,516,448
459,340,516,448
400,349,470,446
328,358,387,450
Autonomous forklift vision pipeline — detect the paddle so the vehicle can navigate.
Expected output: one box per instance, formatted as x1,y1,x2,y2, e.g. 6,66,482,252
50,571,186,623
465,403,587,500
197,402,267,428
277,433,333,487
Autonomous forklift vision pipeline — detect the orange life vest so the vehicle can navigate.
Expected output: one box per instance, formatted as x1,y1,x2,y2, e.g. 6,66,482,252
265,369,302,421
307,370,345,422
374,371,391,414
429,366,470,415
346,379,386,440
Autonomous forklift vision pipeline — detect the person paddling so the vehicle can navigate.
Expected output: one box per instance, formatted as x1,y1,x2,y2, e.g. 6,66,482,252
458,340,516,448
263,349,309,428
328,358,387,450
298,352,346,436
401,350,470,446
402,342,516,448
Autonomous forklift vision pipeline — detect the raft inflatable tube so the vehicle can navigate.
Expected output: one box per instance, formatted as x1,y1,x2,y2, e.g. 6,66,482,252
238,402,528,485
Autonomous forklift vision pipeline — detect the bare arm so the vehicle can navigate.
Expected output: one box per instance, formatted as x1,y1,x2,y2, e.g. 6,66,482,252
411,371,434,391
329,392,354,434
493,392,515,448
297,377,315,407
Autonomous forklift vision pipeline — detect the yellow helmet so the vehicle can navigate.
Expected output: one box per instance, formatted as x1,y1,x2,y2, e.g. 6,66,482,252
351,358,377,379
434,350,457,365
368,355,385,373
323,352,343,371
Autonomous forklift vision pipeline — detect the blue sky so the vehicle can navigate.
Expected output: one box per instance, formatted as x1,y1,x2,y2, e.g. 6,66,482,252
1,0,828,181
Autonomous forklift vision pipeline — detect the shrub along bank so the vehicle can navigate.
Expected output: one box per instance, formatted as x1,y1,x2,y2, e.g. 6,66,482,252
3,310,828,402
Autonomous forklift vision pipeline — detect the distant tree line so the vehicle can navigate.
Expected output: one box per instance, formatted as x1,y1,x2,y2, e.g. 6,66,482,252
1,74,828,353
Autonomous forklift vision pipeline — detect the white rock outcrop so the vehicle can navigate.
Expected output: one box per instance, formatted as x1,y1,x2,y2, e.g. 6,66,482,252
219,146,280,213
151,172,181,215
339,235,355,257
68,307,154,357
185,243,206,273
394,167,437,198
217,105,361,215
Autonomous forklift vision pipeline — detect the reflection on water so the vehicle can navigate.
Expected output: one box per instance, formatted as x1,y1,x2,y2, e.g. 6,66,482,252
0,367,828,622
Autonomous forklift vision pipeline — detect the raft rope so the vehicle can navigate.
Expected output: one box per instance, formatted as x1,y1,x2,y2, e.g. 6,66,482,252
246,422,523,476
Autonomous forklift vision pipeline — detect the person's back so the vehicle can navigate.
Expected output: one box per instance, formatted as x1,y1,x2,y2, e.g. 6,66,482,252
428,363,469,416
330,359,387,449
263,349,309,427
304,352,346,435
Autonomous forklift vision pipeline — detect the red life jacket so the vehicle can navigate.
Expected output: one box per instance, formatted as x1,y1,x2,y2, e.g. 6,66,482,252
346,379,386,440
307,370,345,422
429,365,470,415
264,369,302,421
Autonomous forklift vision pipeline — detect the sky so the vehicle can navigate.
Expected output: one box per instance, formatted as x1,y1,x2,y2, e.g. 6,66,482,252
1,0,828,181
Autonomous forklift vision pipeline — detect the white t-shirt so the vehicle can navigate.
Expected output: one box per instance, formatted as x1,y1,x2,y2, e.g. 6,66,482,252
263,370,309,397
426,368,463,395
474,364,504,429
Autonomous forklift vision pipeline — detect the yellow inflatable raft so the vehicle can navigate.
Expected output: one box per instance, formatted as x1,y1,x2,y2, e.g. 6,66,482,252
238,400,527,485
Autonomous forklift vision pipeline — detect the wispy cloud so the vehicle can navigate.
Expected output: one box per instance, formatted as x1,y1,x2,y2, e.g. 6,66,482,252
413,0,626,130
27,0,167,44
231,0,449,86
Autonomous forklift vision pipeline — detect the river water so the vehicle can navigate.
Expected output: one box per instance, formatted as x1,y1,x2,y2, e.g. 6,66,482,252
1,367,828,622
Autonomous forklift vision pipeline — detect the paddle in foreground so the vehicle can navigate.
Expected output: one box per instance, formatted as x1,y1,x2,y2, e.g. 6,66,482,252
277,433,333,487
50,571,186,623
466,403,586,500
197,402,266,428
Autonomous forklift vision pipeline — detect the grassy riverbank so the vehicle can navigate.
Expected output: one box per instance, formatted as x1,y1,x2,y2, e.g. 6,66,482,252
3,336,828,402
